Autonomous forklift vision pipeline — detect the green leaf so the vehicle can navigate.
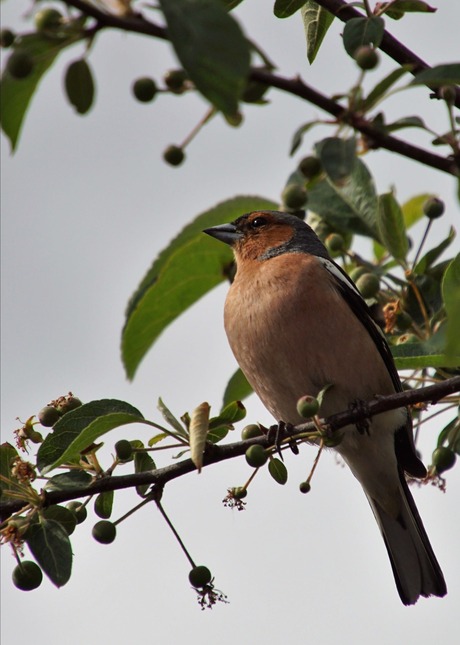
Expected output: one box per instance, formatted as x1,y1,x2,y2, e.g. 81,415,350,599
402,193,434,228
157,397,188,436
301,1,334,64
158,0,250,114
373,239,386,261
122,196,277,379
315,137,356,184
212,400,246,425
134,448,156,496
414,227,456,274
274,0,306,18
377,192,408,262
289,120,319,155
409,63,460,87
207,400,246,443
436,417,459,450
308,158,379,238
392,329,458,368
206,425,230,443
126,196,273,323
26,518,72,587
268,458,288,485
385,115,427,133
94,491,114,519
37,399,144,473
342,16,385,57
442,254,460,361
392,346,453,369
44,470,92,491
222,368,253,408
316,383,332,408
64,58,95,115
363,66,412,111
148,432,170,447
0,442,19,495
42,506,77,536
222,0,245,9
0,33,80,151
385,0,436,18
404,272,444,325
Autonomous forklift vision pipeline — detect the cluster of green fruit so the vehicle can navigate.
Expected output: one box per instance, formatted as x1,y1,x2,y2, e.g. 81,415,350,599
281,155,323,213
131,70,190,167
1,8,64,79
240,419,315,495
38,394,82,427
132,69,188,103
12,500,86,591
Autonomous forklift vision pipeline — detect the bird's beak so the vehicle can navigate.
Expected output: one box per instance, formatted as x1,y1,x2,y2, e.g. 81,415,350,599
203,223,242,246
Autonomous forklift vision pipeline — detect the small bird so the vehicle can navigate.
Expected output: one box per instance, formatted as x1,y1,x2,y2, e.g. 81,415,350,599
204,210,447,605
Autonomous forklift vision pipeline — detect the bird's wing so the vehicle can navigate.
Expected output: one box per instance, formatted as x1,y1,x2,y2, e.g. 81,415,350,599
317,257,426,477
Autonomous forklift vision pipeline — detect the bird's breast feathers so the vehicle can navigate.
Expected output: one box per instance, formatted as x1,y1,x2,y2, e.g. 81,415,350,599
224,252,397,424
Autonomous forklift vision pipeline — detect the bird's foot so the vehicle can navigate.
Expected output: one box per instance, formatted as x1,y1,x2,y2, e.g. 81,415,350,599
267,421,295,460
349,399,370,434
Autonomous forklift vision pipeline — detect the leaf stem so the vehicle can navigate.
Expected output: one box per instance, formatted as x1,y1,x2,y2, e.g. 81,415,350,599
180,107,216,149
143,420,190,446
155,498,196,569
305,439,325,486
411,219,432,269
114,495,153,526
406,273,431,335
362,0,373,17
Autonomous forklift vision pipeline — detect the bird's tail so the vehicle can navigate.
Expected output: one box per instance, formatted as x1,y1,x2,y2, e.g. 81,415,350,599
366,471,447,605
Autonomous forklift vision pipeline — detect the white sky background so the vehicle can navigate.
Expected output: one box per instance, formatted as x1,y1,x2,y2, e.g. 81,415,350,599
1,2,459,644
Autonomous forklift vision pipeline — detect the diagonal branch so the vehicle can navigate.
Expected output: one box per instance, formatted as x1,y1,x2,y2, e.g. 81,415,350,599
250,69,458,175
64,0,460,109
61,0,459,176
1,376,458,519
64,0,168,39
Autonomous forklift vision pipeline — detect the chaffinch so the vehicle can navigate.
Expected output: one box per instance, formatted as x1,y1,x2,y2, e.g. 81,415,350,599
204,210,447,605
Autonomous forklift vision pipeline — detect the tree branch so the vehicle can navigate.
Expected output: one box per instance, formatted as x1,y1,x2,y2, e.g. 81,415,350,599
251,69,458,175
62,0,459,176
316,0,460,109
64,0,168,40
1,376,458,519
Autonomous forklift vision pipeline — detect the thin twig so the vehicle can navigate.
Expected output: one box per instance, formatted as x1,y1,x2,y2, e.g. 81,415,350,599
156,498,195,568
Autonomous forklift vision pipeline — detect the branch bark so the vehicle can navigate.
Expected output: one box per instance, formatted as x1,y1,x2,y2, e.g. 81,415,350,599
317,0,460,109
61,0,459,176
1,376,458,519
250,69,458,175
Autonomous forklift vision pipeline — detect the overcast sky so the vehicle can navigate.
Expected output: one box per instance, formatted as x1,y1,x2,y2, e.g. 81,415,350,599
1,2,459,644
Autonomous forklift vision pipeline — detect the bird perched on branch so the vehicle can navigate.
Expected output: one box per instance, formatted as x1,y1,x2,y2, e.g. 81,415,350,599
204,210,446,605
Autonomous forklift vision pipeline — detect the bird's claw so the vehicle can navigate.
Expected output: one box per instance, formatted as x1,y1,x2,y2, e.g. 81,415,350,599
350,399,370,435
267,421,294,460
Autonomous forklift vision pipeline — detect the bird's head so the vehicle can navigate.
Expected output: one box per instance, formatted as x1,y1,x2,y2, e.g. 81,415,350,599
204,210,329,262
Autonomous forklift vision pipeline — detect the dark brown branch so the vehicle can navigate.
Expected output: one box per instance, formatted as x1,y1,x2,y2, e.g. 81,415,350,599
1,377,458,519
251,69,458,175
317,0,460,109
64,0,168,39
61,1,459,176
303,374,460,433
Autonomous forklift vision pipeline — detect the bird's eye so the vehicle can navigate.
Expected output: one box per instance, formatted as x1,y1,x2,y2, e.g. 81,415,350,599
250,217,267,229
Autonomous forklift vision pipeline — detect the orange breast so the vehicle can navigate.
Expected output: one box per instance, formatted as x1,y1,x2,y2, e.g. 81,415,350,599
224,253,396,424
